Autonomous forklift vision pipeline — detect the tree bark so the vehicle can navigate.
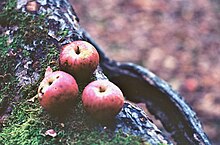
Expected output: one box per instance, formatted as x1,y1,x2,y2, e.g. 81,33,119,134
0,0,211,144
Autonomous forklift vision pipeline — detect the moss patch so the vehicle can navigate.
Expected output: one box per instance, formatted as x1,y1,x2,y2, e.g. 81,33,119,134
1,90,144,145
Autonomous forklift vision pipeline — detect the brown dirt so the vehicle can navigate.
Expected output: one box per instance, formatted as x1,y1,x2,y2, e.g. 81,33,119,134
71,0,220,144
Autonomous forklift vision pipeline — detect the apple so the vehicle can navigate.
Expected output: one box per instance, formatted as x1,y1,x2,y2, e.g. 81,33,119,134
38,67,79,114
82,80,124,121
59,41,99,83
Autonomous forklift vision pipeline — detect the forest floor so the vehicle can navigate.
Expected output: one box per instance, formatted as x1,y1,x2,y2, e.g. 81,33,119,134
71,0,220,144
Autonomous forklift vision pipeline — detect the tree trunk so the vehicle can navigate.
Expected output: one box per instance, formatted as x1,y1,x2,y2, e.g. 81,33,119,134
0,0,211,144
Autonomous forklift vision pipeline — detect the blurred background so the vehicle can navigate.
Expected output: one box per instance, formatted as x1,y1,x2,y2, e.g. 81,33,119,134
70,0,220,144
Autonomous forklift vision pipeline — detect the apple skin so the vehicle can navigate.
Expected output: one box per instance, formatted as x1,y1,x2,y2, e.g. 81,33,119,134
59,41,99,83
38,70,79,114
82,80,124,121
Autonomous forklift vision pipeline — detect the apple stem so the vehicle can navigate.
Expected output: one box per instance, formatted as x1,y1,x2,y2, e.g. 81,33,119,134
75,46,80,55
99,86,106,93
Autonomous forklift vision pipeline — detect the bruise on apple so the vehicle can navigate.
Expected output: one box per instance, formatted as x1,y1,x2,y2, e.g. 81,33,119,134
82,80,124,121
59,41,99,83
38,70,79,114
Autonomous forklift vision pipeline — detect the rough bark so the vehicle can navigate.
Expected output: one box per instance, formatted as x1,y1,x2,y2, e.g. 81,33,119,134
0,0,211,144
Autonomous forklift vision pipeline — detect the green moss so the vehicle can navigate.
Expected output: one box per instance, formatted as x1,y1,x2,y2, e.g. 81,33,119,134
73,130,144,145
0,35,16,104
0,100,44,145
0,97,144,145
0,0,59,100
58,28,70,38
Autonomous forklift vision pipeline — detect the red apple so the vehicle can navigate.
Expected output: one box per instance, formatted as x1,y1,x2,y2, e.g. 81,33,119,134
59,41,99,83
82,80,124,121
38,67,79,114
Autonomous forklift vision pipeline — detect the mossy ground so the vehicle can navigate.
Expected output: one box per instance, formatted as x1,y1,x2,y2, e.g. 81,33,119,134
0,1,145,145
